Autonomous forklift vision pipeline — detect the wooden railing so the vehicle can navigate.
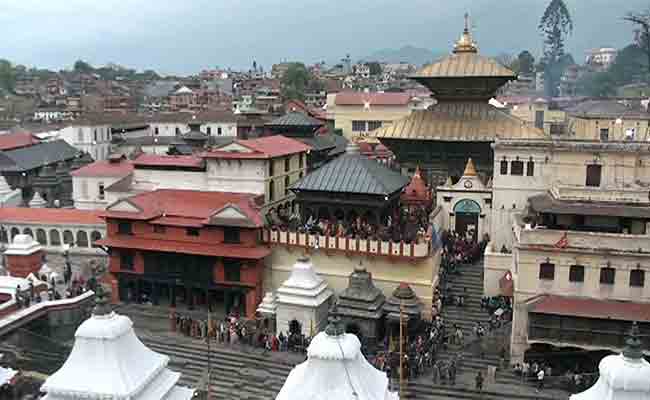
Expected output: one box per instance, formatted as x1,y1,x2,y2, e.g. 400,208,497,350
263,230,432,259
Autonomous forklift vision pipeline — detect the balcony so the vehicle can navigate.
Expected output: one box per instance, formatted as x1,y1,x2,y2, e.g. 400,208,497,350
263,229,433,259
513,216,650,254
551,183,650,205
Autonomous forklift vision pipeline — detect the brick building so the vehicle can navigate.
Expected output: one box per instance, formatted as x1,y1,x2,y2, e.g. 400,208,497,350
97,189,270,317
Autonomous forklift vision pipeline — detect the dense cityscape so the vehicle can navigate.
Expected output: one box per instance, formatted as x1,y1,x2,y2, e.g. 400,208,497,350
0,1,647,400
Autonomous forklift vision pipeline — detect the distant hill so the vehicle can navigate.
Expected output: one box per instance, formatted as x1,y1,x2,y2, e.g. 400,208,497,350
361,46,443,67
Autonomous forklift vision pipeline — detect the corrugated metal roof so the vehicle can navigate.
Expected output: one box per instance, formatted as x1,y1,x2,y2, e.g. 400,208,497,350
0,140,80,172
412,52,515,79
291,154,409,196
266,112,323,127
373,102,546,141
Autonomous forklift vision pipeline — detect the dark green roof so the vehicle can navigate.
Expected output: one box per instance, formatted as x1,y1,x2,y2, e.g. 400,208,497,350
0,140,80,172
266,111,323,128
291,154,408,196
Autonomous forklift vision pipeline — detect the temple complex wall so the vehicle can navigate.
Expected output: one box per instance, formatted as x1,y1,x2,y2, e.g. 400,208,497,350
483,241,513,297
266,247,440,316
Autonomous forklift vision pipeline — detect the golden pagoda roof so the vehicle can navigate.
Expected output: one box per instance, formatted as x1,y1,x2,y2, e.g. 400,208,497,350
411,14,515,80
463,158,477,176
373,102,547,141
413,53,515,79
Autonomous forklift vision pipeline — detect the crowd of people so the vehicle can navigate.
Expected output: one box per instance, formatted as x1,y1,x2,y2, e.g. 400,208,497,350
172,311,312,354
270,207,433,245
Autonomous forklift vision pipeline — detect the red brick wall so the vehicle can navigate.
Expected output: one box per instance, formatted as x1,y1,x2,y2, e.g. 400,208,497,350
6,250,44,278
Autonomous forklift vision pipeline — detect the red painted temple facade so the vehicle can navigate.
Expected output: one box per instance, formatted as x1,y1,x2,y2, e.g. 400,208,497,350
97,189,270,317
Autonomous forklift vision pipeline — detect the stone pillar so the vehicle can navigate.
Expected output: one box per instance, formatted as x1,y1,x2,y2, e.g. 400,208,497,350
5,234,44,278
245,289,257,319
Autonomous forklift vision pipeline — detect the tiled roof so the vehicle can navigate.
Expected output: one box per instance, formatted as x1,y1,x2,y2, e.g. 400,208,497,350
0,132,41,151
530,294,650,322
70,159,133,178
373,102,546,141
566,100,650,120
401,167,431,204
201,135,311,159
103,189,264,228
291,154,409,196
412,52,515,79
95,236,270,259
334,92,412,106
147,113,194,124
133,154,205,169
0,207,103,225
195,110,238,123
266,112,323,127
528,192,650,219
0,140,80,172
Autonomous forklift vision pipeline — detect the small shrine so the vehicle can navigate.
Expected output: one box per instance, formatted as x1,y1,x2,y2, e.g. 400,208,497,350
571,322,650,400
40,287,194,400
383,283,423,340
401,166,432,212
276,316,399,400
435,158,492,239
256,291,278,331
4,234,44,278
276,257,333,336
330,266,385,349
182,118,209,148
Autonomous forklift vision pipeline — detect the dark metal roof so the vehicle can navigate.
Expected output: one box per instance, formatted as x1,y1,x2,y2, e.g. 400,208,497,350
266,111,323,128
291,153,408,196
0,140,80,172
566,100,650,120
529,192,650,219
296,136,336,152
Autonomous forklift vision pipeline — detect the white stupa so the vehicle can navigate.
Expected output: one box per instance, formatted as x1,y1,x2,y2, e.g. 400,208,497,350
257,291,278,316
28,192,47,208
276,257,333,335
276,316,398,400
570,323,650,400
40,286,194,400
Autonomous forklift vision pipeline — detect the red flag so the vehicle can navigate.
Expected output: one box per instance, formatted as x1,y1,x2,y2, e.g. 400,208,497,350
554,232,568,249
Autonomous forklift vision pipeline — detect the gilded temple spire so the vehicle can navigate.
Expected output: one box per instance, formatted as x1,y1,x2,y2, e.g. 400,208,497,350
454,13,478,54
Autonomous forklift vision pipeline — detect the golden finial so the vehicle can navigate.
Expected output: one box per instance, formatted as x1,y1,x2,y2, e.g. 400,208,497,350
463,158,477,176
454,13,478,54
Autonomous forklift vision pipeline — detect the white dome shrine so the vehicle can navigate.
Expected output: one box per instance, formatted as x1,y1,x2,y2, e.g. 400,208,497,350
40,287,194,400
571,323,650,400
276,317,398,400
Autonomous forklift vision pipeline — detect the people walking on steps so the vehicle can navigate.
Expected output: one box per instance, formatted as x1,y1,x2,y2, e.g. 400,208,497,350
475,371,484,392
536,367,545,392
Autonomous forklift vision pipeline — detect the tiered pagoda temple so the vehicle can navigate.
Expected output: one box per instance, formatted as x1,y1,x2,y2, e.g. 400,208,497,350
265,111,347,170
291,142,409,225
330,266,386,349
374,15,545,186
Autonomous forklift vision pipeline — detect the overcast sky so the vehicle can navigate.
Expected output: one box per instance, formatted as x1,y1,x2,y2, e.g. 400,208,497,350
0,0,645,75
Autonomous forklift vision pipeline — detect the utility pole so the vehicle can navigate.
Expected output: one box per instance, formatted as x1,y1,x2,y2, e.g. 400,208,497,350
399,301,405,399
206,291,212,400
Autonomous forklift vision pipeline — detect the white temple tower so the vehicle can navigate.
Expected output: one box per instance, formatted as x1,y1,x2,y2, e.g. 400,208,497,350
570,322,650,400
276,316,398,400
276,256,333,336
40,286,194,400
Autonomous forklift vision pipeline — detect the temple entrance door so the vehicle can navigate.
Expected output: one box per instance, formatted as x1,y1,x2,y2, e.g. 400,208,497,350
453,199,481,239
455,213,478,238
289,319,302,335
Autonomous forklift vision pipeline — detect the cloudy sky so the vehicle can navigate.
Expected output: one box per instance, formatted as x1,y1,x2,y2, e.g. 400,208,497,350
0,0,645,75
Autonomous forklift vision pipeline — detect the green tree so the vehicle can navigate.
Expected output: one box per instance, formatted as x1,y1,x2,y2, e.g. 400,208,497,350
73,60,94,73
366,62,382,76
281,63,311,101
538,0,573,96
517,51,536,75
0,60,16,93
624,8,650,79
576,71,617,97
